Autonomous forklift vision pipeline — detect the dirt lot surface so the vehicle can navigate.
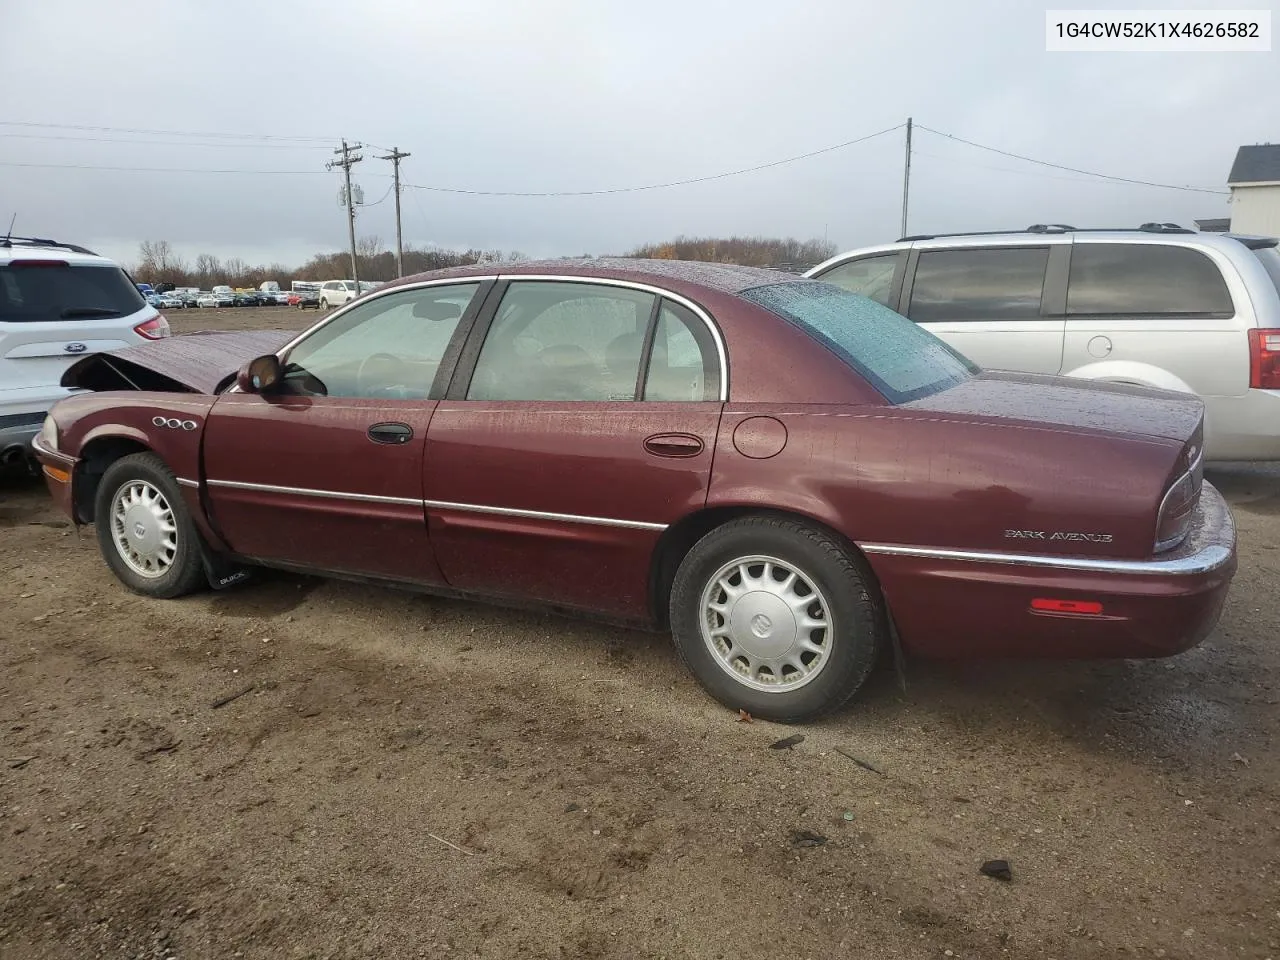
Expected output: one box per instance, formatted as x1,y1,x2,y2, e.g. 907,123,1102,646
166,305,317,337
1,320,1278,958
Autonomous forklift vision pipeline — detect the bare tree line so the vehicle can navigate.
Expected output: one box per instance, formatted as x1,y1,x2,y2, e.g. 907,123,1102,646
132,234,835,288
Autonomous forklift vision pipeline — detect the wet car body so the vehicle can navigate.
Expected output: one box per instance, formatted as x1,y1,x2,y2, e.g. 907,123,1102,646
32,259,1237,719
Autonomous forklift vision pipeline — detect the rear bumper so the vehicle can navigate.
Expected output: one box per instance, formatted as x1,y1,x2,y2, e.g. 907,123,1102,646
0,414,43,459
1204,389,1280,461
863,482,1236,659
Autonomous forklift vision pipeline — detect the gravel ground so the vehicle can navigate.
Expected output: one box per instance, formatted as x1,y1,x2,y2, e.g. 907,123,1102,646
0,319,1277,959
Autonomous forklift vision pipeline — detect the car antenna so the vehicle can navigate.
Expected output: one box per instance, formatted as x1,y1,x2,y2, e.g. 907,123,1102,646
1,213,14,247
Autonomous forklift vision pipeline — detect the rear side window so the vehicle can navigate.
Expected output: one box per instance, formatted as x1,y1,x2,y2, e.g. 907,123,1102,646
0,263,145,324
1252,246,1280,298
907,247,1049,322
742,281,975,403
813,254,900,306
1067,243,1233,316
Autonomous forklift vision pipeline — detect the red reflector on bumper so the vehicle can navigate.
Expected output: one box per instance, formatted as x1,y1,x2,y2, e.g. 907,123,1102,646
1031,598,1104,615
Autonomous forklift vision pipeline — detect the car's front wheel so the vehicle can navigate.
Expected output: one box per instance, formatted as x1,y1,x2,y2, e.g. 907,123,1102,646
669,516,885,722
94,453,207,599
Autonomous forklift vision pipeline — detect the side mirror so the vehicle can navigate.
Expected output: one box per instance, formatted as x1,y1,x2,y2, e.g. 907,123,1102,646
236,354,282,394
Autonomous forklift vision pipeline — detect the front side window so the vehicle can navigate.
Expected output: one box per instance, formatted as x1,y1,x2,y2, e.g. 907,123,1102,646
907,247,1049,322
813,254,900,307
467,282,655,401
280,282,479,399
742,281,975,403
1067,243,1233,316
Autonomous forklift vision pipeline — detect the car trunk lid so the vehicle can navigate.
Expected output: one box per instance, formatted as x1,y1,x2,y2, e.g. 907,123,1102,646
905,370,1204,446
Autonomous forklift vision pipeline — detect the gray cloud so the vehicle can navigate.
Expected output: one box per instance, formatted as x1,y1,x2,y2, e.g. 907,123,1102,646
2,0,1273,269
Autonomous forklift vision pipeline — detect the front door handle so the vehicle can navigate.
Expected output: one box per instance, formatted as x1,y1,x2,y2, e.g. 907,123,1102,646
368,422,413,445
643,433,704,458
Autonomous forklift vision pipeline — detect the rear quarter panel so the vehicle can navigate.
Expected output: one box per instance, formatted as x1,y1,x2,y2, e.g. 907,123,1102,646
709,403,1181,560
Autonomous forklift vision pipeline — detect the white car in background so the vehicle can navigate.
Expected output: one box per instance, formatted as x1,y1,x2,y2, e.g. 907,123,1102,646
196,292,233,308
318,279,359,310
0,236,169,466
807,224,1280,461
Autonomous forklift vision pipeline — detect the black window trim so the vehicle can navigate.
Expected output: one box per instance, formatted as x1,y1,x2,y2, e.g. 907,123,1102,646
901,244,1055,323
1060,241,1236,320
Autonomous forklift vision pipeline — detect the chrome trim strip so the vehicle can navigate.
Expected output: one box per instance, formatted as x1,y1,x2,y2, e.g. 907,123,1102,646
497,275,729,402
423,498,667,531
859,541,1233,576
175,477,199,489
1154,446,1205,551
206,478,421,506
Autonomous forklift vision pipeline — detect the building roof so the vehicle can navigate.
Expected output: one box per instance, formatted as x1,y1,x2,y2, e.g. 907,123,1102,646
1195,218,1230,232
1228,144,1280,185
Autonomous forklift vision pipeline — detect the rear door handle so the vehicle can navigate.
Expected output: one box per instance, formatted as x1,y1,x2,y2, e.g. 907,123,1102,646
368,422,413,445
643,433,704,458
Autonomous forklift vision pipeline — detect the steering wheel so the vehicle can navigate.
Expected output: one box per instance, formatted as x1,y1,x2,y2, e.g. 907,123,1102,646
357,352,415,398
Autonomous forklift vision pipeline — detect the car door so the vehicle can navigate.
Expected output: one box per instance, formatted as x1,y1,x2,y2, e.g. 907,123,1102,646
202,280,489,582
902,244,1066,375
1059,241,1243,397
423,278,725,619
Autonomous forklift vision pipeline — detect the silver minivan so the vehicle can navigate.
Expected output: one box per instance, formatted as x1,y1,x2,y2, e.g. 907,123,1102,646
807,224,1280,461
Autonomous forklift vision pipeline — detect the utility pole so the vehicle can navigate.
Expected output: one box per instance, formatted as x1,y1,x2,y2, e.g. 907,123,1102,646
377,147,411,277
327,139,363,286
900,118,912,239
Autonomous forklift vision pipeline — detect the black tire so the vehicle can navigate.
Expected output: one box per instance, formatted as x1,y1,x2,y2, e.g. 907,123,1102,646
669,516,886,722
93,453,207,599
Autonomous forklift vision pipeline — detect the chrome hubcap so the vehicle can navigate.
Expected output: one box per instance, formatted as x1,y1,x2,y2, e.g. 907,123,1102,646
699,555,833,692
110,480,177,578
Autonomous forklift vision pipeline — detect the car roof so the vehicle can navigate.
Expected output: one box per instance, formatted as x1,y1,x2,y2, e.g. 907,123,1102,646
808,227,1276,273
0,236,117,266
386,258,805,296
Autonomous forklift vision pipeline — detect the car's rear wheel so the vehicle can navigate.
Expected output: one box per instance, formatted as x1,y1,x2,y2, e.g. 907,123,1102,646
669,516,885,722
94,453,206,599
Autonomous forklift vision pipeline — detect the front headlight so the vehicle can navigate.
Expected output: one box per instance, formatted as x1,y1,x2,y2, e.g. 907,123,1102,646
37,415,58,453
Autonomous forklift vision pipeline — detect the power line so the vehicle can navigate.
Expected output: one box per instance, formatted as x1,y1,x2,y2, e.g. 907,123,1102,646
0,131,330,150
0,160,325,174
915,124,1228,195
913,150,1143,187
400,123,906,196
0,120,335,143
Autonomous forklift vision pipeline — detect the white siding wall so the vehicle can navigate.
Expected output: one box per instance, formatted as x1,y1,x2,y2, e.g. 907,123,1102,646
1230,184,1280,236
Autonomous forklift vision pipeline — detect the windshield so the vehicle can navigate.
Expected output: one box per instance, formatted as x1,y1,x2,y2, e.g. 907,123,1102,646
741,281,976,403
1254,247,1280,297
0,262,146,324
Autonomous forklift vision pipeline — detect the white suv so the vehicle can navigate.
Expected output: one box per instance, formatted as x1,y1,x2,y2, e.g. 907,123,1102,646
807,224,1280,461
318,280,359,310
0,237,170,465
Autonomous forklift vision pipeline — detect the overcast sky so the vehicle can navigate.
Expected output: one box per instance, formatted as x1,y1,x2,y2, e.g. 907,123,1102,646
2,0,1275,270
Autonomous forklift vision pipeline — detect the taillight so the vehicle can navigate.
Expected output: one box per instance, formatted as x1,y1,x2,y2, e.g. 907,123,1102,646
1154,444,1203,553
9,259,69,267
1248,328,1280,389
133,314,170,340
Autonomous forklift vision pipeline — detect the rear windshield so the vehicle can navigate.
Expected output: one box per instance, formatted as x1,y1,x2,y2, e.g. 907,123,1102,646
1254,246,1280,297
741,281,976,403
0,262,145,324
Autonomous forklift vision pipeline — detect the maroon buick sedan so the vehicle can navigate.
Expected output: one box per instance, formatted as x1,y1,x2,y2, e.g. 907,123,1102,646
33,259,1236,720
